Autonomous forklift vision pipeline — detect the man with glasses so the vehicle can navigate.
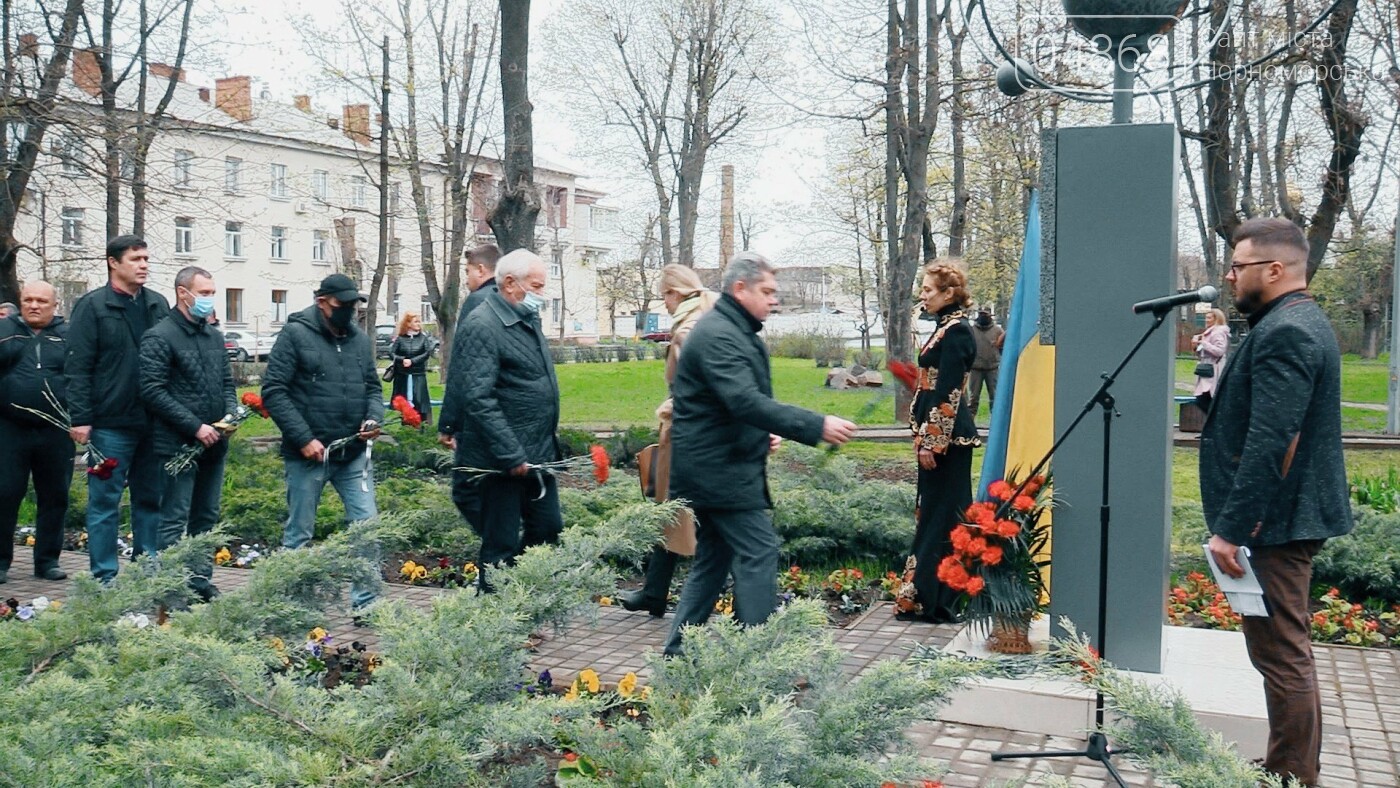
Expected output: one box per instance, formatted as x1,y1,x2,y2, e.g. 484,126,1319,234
1200,217,1352,787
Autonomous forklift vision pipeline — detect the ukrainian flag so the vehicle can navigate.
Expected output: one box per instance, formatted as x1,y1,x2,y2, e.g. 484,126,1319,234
978,190,1055,498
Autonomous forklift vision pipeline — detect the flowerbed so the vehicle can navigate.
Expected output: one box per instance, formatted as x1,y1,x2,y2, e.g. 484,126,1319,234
1167,572,1400,648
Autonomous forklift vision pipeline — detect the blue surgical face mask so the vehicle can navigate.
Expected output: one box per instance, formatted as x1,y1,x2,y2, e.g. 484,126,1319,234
521,292,548,313
191,295,216,320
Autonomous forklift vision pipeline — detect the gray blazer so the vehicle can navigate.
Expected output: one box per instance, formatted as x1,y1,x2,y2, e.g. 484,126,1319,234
1199,291,1352,546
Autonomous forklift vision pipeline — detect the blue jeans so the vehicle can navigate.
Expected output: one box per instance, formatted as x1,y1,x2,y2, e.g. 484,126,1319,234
156,447,226,585
283,452,379,608
87,427,162,582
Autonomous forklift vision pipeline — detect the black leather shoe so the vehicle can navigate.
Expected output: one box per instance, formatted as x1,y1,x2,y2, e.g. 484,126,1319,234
36,567,68,581
619,590,666,618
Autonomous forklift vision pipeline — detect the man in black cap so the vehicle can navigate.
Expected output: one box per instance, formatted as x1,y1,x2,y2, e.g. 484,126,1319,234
262,273,384,610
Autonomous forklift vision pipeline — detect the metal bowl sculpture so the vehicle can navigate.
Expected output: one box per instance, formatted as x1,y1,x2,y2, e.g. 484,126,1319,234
1060,0,1190,57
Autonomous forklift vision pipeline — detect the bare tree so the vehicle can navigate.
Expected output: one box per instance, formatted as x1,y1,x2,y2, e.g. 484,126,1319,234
488,0,540,252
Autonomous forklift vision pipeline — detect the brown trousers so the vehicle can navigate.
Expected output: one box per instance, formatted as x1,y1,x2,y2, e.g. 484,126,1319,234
1241,539,1325,786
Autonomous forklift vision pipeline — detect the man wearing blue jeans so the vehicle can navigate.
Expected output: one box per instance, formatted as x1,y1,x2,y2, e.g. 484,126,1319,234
65,236,170,582
140,266,237,601
262,274,383,610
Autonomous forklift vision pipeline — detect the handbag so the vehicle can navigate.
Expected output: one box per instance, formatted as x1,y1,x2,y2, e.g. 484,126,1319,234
381,365,395,382
637,443,696,556
1194,361,1214,378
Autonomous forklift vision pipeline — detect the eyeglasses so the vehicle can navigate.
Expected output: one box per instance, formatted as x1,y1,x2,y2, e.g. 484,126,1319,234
1228,260,1277,275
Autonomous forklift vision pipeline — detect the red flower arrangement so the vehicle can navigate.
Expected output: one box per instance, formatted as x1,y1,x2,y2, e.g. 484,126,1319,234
11,382,118,479
589,444,610,484
453,444,612,485
390,396,423,428
164,396,270,474
888,359,919,391
942,472,1053,634
240,391,270,418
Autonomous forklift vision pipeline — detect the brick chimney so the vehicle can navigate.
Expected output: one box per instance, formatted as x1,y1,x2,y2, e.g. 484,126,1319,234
149,62,185,82
18,34,38,59
198,87,210,103
342,104,370,146
327,116,340,130
214,76,253,122
72,47,102,98
293,95,312,113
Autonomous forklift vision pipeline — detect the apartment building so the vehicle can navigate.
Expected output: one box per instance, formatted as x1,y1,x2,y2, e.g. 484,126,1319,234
13,51,614,341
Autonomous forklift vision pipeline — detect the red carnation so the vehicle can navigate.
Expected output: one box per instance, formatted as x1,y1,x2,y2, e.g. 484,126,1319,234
101,458,119,469
987,480,1014,501
392,396,423,428
964,576,985,596
888,360,918,391
589,445,610,484
240,392,270,418
995,519,1021,539
1013,495,1036,512
981,545,1004,566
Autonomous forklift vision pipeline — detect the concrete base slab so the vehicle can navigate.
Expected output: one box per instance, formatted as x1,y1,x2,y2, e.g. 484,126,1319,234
938,620,1269,759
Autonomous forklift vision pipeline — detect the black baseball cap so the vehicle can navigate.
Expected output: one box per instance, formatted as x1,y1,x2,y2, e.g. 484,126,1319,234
315,273,366,303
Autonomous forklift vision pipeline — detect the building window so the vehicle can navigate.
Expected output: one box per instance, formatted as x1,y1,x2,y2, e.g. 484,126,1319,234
4,120,26,161
173,149,193,187
312,169,329,200
58,134,83,175
550,298,561,325
225,288,244,323
551,247,563,278
174,217,194,255
271,290,287,323
225,221,243,258
225,157,242,193
60,208,84,247
269,163,288,198
59,280,86,316
389,182,400,214
269,225,287,260
420,297,435,323
351,175,368,208
312,230,328,263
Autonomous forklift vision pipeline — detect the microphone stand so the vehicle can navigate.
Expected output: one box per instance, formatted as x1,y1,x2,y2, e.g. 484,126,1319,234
987,306,1174,787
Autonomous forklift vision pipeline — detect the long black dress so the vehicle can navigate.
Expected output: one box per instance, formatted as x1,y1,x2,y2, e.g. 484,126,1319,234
897,304,981,622
389,332,436,425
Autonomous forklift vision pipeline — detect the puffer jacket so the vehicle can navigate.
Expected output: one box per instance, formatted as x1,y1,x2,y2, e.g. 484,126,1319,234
262,304,384,460
669,294,826,511
65,284,170,430
390,332,436,375
0,314,68,427
438,281,500,436
451,290,560,470
140,310,237,458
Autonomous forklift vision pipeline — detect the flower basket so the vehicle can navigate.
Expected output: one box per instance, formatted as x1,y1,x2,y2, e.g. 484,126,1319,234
938,472,1053,638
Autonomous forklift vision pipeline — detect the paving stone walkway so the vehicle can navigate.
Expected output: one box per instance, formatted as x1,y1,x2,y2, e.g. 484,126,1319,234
5,550,1398,786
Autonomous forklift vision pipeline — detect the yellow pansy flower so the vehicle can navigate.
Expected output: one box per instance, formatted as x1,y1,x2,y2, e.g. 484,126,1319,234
308,627,328,642
578,668,600,694
617,672,637,698
214,547,232,565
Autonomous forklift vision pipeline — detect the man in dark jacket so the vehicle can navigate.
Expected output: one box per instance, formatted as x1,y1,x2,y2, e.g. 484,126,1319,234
141,266,236,600
1201,218,1352,787
664,252,857,656
66,235,170,582
0,281,72,582
263,273,384,609
967,308,1004,419
452,249,561,590
438,243,502,531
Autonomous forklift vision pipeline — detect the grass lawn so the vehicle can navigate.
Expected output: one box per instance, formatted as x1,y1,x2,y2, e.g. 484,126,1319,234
1176,354,1389,404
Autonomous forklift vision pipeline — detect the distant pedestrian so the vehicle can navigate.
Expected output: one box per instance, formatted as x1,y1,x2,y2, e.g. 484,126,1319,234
967,307,1003,419
388,312,435,426
1191,308,1229,399
0,282,72,583
0,302,16,319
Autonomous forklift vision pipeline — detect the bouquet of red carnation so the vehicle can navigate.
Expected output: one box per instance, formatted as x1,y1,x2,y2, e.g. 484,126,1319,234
12,382,117,479
163,399,269,475
389,396,423,428
241,391,270,418
888,359,919,392
454,444,611,485
938,472,1052,635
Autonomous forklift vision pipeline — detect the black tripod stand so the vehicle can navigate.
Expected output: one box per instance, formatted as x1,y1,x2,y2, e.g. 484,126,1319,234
987,307,1174,787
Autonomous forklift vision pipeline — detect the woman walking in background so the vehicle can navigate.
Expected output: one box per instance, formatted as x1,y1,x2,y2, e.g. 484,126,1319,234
1191,308,1229,399
619,264,718,616
389,312,436,426
894,262,981,623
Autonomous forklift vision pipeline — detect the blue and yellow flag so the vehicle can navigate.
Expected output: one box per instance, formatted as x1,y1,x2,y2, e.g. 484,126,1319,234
978,191,1055,498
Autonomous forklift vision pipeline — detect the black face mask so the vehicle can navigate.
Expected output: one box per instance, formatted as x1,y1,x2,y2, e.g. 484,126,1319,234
977,314,993,328
329,302,358,331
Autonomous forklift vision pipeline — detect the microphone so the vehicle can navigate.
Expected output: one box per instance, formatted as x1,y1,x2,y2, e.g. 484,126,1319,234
1132,285,1219,315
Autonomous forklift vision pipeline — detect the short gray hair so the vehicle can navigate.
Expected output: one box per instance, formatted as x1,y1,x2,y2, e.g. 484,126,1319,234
495,249,544,284
174,265,212,290
721,251,775,293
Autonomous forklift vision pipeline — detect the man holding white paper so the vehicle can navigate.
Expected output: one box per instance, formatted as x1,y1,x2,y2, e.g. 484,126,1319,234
1200,218,1353,787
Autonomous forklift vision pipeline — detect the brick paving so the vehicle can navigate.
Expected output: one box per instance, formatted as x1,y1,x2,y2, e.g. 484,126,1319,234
5,550,1399,786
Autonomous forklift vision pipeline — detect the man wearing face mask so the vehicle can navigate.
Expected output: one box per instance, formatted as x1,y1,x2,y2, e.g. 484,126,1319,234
450,249,562,591
140,266,236,600
263,273,384,610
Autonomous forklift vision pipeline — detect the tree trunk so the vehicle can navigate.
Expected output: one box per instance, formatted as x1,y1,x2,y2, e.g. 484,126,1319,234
1304,0,1366,281
883,0,908,419
365,36,391,333
1361,302,1382,359
488,0,541,253
1203,0,1240,250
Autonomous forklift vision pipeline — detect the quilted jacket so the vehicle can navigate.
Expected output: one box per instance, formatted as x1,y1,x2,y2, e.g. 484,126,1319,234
669,294,826,511
140,310,237,458
438,280,499,436
1200,291,1353,546
262,304,384,460
450,290,561,470
65,284,171,430
389,332,436,375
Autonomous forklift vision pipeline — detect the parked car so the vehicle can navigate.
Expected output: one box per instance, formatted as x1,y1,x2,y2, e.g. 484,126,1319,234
376,325,395,359
224,331,278,362
642,331,671,343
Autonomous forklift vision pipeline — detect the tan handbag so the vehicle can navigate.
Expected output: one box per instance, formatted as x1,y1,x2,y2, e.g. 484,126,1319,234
637,443,696,556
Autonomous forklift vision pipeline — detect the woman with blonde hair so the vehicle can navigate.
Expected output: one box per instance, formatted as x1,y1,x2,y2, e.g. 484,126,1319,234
893,261,981,623
1191,308,1229,398
619,264,718,616
388,312,436,425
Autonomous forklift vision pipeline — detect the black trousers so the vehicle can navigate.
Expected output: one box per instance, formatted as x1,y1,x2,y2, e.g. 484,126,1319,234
0,418,74,573
475,471,563,590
